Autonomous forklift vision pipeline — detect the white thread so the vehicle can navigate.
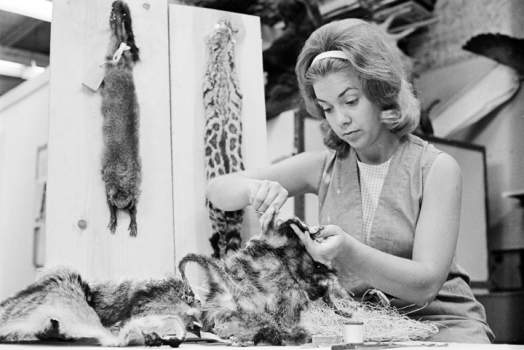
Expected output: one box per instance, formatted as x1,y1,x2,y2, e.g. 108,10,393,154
111,42,131,64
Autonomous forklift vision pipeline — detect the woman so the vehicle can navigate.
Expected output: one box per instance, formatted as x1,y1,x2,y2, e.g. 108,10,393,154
206,18,494,343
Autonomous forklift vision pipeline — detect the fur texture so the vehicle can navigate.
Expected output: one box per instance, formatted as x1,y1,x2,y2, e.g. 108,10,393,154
0,218,350,347
178,217,350,345
101,0,141,236
0,269,200,347
203,20,244,258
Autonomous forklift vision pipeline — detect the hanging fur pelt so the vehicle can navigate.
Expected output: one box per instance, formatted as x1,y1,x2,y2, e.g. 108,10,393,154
203,20,245,259
100,0,141,236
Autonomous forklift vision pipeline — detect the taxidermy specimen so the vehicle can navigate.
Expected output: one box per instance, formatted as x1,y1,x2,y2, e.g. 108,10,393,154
100,0,141,236
0,218,342,347
0,269,200,347
179,217,350,345
0,217,435,345
203,20,245,258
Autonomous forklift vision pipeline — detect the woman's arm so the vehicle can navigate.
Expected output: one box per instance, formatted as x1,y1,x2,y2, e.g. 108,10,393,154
206,150,328,214
294,153,462,305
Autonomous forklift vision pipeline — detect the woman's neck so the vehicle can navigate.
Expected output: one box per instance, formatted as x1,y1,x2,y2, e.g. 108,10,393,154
355,131,401,164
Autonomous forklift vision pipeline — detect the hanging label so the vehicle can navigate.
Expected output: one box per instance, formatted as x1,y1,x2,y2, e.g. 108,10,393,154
82,62,106,92
82,42,130,92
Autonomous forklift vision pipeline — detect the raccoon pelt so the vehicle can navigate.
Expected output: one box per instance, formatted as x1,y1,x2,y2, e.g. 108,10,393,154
178,217,350,346
101,0,141,236
0,269,200,347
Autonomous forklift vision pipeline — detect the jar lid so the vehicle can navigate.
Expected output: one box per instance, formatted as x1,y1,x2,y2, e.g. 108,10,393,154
343,320,364,325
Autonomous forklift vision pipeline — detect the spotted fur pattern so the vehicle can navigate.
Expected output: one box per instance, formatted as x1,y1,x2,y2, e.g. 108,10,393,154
0,269,200,347
178,218,349,345
203,20,245,258
101,0,141,236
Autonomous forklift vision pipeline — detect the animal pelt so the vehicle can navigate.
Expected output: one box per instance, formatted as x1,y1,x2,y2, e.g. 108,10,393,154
203,20,245,259
101,0,141,236
0,269,200,347
178,217,350,346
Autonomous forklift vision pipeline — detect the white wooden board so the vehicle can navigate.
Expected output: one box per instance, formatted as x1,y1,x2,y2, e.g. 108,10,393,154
46,0,174,281
169,5,267,265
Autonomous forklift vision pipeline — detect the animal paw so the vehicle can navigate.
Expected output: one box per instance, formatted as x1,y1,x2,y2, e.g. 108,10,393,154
128,221,137,237
108,219,117,233
143,332,163,346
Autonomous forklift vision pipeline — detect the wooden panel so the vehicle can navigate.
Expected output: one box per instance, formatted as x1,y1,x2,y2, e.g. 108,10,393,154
169,5,267,264
0,72,49,300
46,0,174,280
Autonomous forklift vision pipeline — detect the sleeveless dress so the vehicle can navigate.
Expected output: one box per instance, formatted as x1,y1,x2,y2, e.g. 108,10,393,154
317,134,494,343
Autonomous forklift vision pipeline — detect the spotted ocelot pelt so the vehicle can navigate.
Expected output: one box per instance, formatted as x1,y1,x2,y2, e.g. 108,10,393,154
202,20,244,259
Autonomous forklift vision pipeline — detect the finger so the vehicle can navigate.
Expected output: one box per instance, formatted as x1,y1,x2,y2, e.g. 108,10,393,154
315,225,339,239
270,190,288,214
251,181,270,211
260,206,277,233
258,184,281,213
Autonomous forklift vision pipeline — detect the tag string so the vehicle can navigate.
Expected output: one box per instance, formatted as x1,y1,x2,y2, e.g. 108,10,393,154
111,42,131,64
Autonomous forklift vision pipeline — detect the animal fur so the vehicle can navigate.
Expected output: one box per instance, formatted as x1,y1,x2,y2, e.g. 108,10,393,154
0,269,200,347
0,218,350,347
203,20,245,259
178,217,350,345
101,0,141,236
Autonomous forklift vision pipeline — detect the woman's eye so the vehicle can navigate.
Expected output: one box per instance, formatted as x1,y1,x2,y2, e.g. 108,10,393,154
321,107,332,114
345,99,358,106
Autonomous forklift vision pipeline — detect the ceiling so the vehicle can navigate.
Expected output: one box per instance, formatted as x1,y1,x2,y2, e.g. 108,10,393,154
0,9,50,96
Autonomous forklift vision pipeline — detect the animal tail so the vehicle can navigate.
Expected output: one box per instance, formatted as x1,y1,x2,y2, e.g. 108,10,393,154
109,0,139,62
177,254,234,301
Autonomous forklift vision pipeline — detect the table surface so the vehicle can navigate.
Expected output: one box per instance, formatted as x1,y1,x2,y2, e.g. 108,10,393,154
0,342,523,349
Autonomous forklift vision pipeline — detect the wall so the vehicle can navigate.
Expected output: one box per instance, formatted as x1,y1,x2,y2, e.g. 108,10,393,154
407,0,524,72
0,71,49,300
411,0,524,250
452,86,524,250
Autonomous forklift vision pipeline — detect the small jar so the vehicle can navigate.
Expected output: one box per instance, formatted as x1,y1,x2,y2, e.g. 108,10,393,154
342,320,364,344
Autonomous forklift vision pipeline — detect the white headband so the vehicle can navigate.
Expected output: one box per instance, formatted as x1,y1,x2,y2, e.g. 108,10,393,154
310,50,349,67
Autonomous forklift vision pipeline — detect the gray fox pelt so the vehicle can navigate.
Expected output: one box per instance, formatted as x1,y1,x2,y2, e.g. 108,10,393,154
0,269,200,347
179,217,350,345
101,0,141,236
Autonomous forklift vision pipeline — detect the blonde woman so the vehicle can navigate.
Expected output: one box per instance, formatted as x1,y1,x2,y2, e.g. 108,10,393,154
207,19,493,343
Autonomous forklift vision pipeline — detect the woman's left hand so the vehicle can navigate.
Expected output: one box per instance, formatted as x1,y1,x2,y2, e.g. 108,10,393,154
290,224,348,267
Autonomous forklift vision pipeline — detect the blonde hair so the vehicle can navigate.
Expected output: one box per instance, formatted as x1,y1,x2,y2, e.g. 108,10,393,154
295,19,420,155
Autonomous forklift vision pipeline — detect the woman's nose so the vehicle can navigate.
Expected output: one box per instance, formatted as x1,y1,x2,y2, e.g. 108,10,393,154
335,109,352,126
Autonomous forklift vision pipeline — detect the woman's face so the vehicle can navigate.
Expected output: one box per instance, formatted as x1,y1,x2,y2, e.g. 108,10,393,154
313,70,387,151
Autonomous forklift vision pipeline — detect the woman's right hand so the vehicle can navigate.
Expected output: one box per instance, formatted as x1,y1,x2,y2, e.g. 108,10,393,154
248,180,288,233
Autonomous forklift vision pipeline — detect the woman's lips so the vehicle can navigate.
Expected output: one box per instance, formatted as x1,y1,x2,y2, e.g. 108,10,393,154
343,130,360,136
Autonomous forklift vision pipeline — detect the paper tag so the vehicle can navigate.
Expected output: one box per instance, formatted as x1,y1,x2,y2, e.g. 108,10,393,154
82,43,130,91
82,62,106,92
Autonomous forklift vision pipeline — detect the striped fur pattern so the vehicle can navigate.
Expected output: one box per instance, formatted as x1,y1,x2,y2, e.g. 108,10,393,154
203,20,245,259
0,269,200,347
178,218,348,345
101,0,141,236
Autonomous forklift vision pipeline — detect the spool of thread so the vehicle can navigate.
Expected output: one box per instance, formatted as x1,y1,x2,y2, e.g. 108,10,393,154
342,321,364,344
